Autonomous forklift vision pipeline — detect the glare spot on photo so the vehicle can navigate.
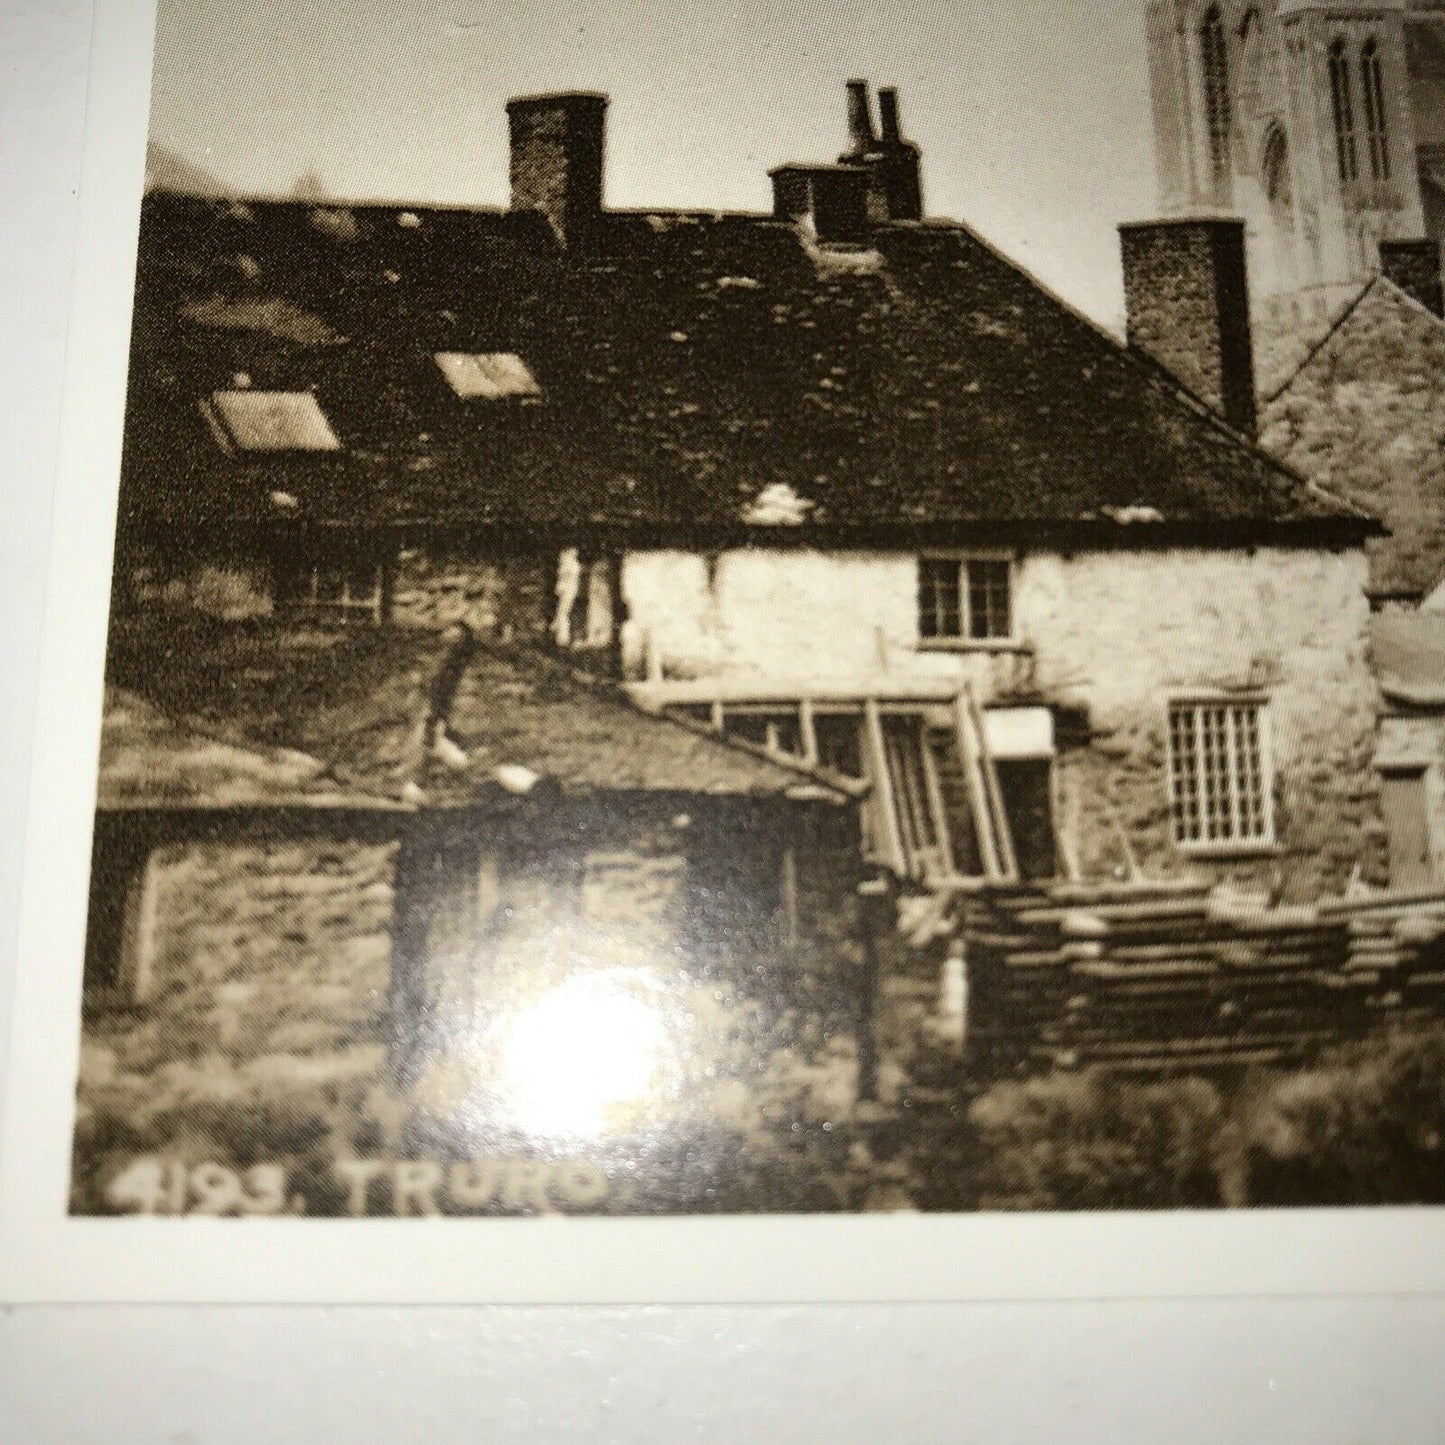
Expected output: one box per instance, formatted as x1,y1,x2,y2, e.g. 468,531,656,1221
496,969,674,1142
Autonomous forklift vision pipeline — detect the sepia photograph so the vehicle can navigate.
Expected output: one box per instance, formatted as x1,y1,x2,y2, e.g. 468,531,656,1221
24,0,1445,1234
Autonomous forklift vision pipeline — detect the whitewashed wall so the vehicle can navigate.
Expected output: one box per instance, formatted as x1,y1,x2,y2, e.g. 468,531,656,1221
621,543,1378,894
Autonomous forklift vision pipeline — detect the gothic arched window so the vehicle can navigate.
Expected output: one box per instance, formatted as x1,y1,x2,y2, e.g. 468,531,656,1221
1361,38,1391,180
1237,9,1263,110
1262,125,1292,214
1328,38,1359,185
1261,125,1297,289
1200,7,1232,190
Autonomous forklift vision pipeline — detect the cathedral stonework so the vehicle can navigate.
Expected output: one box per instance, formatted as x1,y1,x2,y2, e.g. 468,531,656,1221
1145,1,1445,327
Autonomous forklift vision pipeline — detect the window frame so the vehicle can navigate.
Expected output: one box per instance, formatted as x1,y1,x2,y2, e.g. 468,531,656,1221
1165,693,1277,857
274,557,388,624
201,389,342,455
1360,37,1391,182
433,351,542,401
917,551,1021,651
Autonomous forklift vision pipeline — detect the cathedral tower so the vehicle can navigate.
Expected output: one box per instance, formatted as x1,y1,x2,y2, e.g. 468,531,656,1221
1144,1,1445,323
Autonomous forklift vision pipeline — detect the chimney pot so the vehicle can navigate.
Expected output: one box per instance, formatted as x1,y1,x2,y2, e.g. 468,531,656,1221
1379,238,1444,316
1119,217,1258,437
845,80,877,154
506,91,608,247
878,87,902,144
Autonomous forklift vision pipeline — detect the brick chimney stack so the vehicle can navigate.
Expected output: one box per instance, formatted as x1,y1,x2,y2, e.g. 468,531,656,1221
769,163,871,244
1119,217,1258,437
1379,238,1444,317
506,92,608,248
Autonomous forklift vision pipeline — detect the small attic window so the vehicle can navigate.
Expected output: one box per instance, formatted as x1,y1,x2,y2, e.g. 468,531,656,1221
434,351,540,401
203,390,341,454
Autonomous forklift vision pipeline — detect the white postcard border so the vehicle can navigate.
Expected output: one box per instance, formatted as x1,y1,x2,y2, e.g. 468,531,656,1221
3,0,1444,1304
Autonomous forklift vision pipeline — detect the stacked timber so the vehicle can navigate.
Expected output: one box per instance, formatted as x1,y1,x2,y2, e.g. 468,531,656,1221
1325,891,1445,1028
960,882,1445,1080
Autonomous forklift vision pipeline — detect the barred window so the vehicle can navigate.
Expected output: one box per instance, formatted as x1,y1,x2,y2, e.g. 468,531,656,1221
1361,39,1391,181
1167,699,1273,849
1200,7,1232,191
1329,39,1359,185
919,556,1013,642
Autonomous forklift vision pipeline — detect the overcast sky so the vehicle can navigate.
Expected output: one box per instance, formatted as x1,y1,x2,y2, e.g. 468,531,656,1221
149,0,1158,328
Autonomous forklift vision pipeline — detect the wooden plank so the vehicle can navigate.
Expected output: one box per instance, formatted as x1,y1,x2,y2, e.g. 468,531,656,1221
863,698,908,877
780,845,800,947
1073,960,1217,981
952,692,1004,880
798,699,819,767
1046,879,1212,905
1320,887,1445,918
628,677,970,709
1056,776,1082,884
1016,900,1211,927
1102,941,1222,963
118,851,160,1003
918,727,956,879
967,683,1019,881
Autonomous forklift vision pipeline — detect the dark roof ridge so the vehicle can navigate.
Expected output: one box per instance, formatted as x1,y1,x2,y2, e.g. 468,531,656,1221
146,191,516,221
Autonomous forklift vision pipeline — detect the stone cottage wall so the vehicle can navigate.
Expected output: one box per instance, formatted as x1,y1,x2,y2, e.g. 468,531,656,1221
74,825,398,1182
71,822,402,1214
109,533,1379,898
90,830,397,1076
1023,546,1380,897
619,543,1380,898
119,541,610,656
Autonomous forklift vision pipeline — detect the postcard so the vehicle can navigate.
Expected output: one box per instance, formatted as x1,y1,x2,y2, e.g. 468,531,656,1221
3,0,1445,1302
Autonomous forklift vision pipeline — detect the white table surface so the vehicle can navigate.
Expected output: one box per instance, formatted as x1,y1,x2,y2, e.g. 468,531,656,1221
2,2,1443,1438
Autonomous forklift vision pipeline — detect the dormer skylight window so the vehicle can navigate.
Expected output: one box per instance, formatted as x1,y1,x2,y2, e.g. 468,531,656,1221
434,351,540,400
202,390,341,454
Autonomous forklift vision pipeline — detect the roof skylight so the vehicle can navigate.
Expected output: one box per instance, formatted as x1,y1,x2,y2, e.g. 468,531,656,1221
434,352,541,400
203,390,341,454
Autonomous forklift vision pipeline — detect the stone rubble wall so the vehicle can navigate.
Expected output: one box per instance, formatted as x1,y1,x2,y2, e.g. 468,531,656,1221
82,832,398,1101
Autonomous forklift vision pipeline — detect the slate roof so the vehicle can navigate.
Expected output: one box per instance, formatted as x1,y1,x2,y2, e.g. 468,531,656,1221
119,192,1366,545
96,688,390,811
1260,276,1445,599
1370,611,1445,709
98,608,853,810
